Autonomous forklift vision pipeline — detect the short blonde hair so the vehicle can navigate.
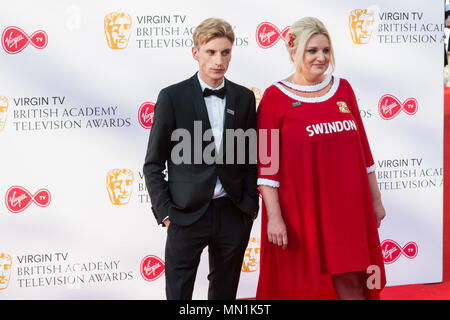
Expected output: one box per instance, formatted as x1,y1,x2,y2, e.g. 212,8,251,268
193,18,235,47
286,17,335,74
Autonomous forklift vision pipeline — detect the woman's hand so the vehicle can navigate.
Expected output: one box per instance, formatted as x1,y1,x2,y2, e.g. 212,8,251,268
267,213,288,249
373,199,386,228
367,172,386,228
260,185,288,249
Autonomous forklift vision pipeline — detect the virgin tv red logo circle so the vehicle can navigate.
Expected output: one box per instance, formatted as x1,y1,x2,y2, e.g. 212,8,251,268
378,94,418,120
138,102,155,129
5,186,51,213
1,26,48,54
381,239,418,264
255,22,290,49
140,255,165,281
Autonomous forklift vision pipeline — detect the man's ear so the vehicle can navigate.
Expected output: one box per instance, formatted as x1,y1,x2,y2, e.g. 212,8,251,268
192,46,199,61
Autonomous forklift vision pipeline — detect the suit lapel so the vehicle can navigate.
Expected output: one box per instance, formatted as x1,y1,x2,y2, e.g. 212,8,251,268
189,73,212,132
223,78,236,133
220,78,236,160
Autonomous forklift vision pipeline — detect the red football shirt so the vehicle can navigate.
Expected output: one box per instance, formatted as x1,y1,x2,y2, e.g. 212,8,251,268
256,77,386,299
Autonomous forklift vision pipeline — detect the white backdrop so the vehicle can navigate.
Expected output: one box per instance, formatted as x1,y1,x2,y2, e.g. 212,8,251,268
0,0,443,299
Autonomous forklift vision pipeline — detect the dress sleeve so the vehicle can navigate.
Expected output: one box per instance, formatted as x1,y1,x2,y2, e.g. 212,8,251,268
344,80,376,173
257,86,282,187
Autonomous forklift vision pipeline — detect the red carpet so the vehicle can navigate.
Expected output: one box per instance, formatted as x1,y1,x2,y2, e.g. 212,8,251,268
378,86,450,300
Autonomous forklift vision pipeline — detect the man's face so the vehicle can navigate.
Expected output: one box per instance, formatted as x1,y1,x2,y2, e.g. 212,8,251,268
192,37,233,88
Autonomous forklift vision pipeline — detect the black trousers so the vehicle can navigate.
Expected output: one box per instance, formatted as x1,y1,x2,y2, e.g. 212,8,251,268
164,196,253,300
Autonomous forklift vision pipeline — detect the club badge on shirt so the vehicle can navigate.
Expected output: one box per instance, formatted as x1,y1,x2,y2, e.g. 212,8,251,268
337,101,351,114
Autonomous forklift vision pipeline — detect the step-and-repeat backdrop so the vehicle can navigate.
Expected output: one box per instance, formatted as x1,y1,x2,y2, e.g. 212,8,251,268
0,0,444,299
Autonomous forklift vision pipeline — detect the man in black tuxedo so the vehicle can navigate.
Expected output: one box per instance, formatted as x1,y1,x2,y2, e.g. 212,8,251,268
143,18,259,300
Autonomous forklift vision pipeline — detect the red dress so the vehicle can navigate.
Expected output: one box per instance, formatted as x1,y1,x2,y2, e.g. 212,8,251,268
256,77,386,300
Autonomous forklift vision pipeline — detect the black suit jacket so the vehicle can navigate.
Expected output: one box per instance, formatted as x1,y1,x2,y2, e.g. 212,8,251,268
143,73,259,226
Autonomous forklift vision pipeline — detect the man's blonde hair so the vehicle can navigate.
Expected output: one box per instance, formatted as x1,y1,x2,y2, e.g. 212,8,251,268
286,17,335,74
193,18,235,47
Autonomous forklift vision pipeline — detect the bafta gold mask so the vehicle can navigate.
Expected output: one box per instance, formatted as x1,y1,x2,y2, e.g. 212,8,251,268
248,87,262,107
106,169,134,205
0,253,12,290
349,9,375,45
242,237,260,273
0,96,8,132
104,12,132,49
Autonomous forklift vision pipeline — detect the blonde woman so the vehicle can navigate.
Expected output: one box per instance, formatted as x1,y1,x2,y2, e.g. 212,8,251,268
256,17,386,300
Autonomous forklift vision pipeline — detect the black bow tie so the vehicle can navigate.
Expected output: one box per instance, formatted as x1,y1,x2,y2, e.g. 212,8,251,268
203,87,226,99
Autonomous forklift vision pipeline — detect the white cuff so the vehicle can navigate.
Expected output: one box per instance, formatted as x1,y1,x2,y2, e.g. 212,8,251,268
367,164,376,174
257,178,280,188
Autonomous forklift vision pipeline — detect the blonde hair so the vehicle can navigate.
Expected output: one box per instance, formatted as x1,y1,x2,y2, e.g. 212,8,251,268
286,17,335,74
193,18,235,47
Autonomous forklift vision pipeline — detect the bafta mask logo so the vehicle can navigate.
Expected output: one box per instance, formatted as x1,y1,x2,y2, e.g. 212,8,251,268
349,9,376,45
0,253,12,290
247,87,262,108
242,237,260,273
106,169,134,205
104,12,132,49
0,96,8,132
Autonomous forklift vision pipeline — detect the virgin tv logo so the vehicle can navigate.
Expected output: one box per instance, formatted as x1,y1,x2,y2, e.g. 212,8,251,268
138,102,154,129
1,26,48,54
5,186,51,213
381,239,418,264
255,22,289,49
378,94,418,120
140,255,165,281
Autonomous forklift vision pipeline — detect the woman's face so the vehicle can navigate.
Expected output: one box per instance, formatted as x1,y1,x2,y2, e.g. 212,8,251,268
293,33,331,80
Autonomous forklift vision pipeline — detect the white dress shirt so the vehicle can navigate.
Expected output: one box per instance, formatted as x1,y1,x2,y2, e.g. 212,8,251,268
163,75,229,223
197,73,227,199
